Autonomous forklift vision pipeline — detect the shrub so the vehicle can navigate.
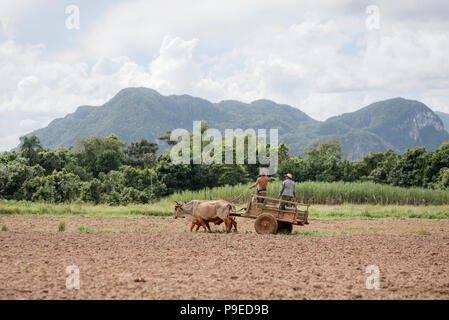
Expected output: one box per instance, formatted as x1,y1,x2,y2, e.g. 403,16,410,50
58,221,66,232
80,179,102,204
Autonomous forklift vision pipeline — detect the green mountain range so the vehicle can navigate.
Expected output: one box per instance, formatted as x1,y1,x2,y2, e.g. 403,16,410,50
435,111,449,132
25,87,449,159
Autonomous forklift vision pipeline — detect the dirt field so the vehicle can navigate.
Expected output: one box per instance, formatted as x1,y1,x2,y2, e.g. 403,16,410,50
1,216,449,299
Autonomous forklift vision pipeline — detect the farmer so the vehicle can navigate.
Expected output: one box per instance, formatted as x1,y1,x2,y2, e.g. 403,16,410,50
279,173,296,214
248,171,269,203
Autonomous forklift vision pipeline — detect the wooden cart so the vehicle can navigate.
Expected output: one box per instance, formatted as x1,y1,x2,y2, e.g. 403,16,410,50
230,194,309,234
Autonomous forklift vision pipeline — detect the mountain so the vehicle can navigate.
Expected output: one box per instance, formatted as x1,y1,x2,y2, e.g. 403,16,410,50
24,88,449,159
28,87,317,151
435,111,449,132
314,98,449,159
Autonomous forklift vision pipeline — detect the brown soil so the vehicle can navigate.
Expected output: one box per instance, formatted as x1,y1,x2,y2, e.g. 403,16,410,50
1,216,449,299
1,215,449,236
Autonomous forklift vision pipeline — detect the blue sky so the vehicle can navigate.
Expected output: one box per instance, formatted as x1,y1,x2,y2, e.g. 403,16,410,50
1,0,449,151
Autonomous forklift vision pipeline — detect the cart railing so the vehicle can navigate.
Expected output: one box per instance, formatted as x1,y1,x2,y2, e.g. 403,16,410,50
228,194,310,233
240,194,308,223
251,194,310,207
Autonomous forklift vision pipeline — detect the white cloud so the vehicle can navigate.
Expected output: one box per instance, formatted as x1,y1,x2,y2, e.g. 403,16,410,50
0,132,24,151
0,35,209,150
2,0,449,151
19,118,39,129
146,36,201,93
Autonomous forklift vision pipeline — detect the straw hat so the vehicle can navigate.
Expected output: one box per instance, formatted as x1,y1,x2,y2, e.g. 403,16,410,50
285,173,292,179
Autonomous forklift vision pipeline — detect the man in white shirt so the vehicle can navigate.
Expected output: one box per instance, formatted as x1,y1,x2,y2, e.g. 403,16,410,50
279,173,295,213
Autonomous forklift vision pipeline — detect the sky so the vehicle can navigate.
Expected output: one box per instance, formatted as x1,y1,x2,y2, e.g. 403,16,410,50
1,0,449,151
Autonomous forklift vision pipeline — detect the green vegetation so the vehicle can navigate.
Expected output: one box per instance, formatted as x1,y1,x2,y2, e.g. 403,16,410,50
3,111,449,208
0,200,171,217
1,225,9,231
58,221,66,232
323,98,449,157
165,180,449,205
309,204,449,220
24,89,449,160
435,111,449,131
76,226,94,232
414,230,432,236
26,88,317,153
1,199,449,220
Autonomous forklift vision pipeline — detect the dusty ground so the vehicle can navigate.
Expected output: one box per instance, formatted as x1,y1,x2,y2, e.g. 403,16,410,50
0,216,449,299
1,215,449,235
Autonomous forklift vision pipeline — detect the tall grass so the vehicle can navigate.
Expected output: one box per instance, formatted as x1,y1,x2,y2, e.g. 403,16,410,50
58,221,66,232
2,199,449,219
0,200,171,216
2,181,449,219
165,181,449,205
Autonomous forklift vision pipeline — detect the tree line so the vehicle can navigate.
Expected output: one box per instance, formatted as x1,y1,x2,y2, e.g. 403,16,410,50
277,140,449,190
1,123,449,205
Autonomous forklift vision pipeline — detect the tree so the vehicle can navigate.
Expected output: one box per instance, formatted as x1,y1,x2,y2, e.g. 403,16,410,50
44,170,82,203
96,150,122,174
339,160,357,182
39,150,63,175
77,134,125,174
302,140,344,182
122,166,141,188
431,167,449,189
277,142,290,165
390,147,428,187
424,142,449,186
276,157,305,181
80,179,102,204
125,138,158,168
155,154,209,194
207,164,248,186
357,152,387,179
0,158,44,200
367,150,398,184
303,140,344,159
157,130,178,146
0,151,19,165
20,135,43,166
99,170,124,195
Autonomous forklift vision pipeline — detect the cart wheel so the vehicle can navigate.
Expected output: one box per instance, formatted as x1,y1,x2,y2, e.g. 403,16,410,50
255,214,278,234
277,222,293,234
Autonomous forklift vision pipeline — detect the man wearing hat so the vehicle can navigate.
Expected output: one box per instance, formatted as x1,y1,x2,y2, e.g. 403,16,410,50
248,171,269,203
279,173,296,214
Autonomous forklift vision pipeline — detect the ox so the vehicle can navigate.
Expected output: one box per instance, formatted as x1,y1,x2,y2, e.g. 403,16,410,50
190,216,238,233
174,200,234,233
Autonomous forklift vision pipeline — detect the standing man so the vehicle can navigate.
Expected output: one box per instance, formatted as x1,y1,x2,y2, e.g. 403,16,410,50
248,171,269,203
279,173,296,213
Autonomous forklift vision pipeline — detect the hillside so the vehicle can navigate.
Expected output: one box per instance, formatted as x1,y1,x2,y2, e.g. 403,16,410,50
316,98,449,159
25,88,449,159
28,87,318,151
435,111,449,132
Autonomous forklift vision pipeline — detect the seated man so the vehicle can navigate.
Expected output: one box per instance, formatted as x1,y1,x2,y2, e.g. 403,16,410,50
248,171,269,203
279,173,295,215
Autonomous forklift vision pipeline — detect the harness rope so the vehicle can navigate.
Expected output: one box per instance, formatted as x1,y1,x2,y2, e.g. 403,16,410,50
228,191,247,204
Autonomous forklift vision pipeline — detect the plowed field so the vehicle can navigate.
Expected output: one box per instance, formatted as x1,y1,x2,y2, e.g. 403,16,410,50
1,216,448,299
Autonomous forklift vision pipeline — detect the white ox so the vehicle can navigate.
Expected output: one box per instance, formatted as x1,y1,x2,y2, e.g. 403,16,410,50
174,200,234,233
